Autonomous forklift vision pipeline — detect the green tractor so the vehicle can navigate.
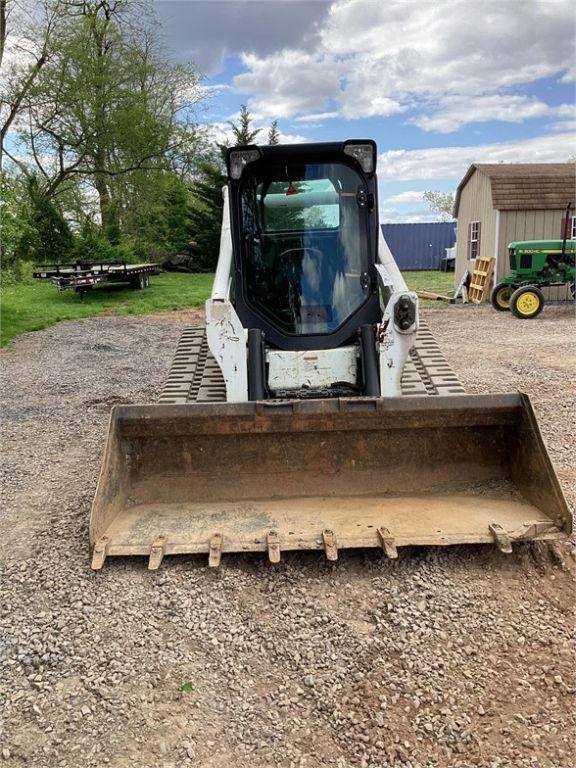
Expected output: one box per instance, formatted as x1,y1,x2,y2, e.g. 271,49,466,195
491,205,575,318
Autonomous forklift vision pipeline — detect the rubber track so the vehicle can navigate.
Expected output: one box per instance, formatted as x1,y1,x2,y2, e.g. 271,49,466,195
158,322,465,404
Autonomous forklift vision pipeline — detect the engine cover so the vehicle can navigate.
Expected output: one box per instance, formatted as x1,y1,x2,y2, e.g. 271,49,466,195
267,346,358,390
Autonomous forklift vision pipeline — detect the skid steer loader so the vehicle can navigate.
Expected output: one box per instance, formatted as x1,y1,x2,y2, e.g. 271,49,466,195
90,141,570,569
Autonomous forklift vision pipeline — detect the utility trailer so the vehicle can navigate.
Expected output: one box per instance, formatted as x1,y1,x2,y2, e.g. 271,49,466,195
33,260,160,298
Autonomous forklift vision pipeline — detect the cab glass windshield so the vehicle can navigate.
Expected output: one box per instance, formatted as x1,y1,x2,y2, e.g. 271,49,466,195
240,161,370,335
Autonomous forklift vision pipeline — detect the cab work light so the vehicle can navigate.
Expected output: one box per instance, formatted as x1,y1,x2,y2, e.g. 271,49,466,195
344,142,376,174
229,147,261,179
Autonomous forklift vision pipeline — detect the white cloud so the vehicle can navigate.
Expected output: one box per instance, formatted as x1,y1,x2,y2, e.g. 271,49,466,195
271,131,309,145
552,118,576,132
233,50,341,119
197,83,231,96
386,191,426,204
412,95,559,134
377,132,576,181
231,0,574,129
379,208,444,224
294,111,339,123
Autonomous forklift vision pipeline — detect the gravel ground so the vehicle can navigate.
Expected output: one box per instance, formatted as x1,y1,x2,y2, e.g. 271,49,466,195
1,304,574,768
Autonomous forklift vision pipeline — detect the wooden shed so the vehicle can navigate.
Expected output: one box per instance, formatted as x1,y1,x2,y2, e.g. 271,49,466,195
453,163,575,285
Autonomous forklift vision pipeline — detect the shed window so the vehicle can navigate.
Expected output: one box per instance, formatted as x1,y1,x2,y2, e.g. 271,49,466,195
469,221,480,260
572,217,576,240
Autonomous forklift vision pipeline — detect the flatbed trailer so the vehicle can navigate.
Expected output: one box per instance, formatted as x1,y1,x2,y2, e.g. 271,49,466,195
33,260,160,297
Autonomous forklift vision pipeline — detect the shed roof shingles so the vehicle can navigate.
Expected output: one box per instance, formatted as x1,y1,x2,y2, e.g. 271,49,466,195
453,162,576,215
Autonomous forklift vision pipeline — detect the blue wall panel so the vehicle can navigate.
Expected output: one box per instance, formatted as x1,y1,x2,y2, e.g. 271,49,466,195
382,222,456,270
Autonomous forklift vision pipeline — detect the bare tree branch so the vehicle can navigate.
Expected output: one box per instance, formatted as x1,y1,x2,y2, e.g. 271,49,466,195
1,1,68,154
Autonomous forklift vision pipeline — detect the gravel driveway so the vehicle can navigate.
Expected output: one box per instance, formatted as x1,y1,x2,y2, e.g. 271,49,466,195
1,304,574,768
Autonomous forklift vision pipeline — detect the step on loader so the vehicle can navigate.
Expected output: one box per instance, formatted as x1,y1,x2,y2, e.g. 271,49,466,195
89,141,571,569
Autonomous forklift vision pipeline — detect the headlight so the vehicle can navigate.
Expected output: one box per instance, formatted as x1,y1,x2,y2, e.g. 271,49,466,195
228,147,261,180
344,142,376,174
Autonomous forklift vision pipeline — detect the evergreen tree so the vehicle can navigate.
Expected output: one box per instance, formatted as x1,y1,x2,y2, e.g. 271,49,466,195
267,120,280,145
188,162,227,270
194,106,263,270
230,104,261,145
217,104,261,162
23,177,74,264
164,176,192,254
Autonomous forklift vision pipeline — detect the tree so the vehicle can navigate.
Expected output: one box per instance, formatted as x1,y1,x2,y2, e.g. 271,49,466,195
2,174,74,265
267,120,279,145
26,176,74,262
423,190,455,221
1,0,69,164
229,104,260,146
188,161,226,270
0,169,37,267
196,104,263,266
119,170,191,255
217,103,260,162
6,1,204,231
1,0,210,277
1,0,7,68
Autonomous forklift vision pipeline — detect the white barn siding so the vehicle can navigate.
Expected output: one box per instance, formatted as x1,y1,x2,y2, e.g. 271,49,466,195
454,169,497,286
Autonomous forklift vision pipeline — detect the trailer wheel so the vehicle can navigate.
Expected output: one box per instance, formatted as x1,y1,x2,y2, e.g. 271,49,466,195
510,285,544,319
131,273,145,290
490,282,513,311
144,274,150,288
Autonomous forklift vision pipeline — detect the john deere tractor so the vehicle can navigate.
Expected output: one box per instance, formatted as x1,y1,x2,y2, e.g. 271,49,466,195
491,228,575,319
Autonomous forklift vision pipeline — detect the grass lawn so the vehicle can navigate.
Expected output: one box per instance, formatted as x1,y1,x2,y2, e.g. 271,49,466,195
1,268,456,347
1,271,214,346
402,270,455,296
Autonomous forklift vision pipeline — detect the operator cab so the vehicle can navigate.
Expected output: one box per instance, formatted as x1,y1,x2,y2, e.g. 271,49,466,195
226,142,381,351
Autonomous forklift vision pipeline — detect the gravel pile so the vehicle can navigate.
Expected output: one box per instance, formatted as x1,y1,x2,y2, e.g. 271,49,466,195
1,306,574,768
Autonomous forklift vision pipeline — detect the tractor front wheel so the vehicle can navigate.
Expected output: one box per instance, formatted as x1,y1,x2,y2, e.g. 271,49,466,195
510,285,544,319
490,282,514,311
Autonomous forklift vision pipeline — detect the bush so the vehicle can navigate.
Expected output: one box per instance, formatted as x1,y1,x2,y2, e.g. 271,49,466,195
71,232,143,265
1,261,35,286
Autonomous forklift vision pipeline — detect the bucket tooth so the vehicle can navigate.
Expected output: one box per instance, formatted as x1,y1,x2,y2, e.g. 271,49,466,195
267,531,281,563
91,537,109,570
377,527,398,559
322,529,338,561
148,536,166,570
489,523,513,554
208,533,223,568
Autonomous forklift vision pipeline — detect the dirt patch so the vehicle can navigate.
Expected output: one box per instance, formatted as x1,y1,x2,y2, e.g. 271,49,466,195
0,305,574,768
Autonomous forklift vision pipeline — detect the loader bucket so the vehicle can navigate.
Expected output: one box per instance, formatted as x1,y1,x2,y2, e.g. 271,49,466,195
89,394,571,569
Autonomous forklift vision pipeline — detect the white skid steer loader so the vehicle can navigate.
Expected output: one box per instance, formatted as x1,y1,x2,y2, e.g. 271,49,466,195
89,141,570,570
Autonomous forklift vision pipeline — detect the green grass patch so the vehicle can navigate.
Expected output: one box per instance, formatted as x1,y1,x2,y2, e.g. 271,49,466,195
402,270,455,296
1,268,456,347
1,271,214,346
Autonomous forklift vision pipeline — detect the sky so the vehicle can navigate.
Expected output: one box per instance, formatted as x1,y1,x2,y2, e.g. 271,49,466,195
162,1,573,221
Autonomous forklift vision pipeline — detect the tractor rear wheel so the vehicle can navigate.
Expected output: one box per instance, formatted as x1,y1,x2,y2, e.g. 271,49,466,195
490,282,514,311
510,285,544,319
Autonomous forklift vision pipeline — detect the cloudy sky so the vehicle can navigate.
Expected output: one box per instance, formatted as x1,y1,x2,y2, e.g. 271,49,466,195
156,0,575,222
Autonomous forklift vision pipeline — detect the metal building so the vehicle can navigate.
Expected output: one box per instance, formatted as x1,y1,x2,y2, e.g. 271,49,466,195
453,163,575,284
381,221,456,270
